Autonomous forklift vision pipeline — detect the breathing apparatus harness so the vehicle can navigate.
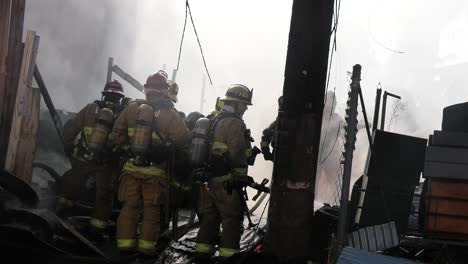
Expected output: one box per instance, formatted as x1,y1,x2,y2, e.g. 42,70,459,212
128,99,174,167
74,100,122,164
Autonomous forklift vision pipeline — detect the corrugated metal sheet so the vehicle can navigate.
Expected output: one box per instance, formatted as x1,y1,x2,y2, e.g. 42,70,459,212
337,247,417,264
349,221,399,251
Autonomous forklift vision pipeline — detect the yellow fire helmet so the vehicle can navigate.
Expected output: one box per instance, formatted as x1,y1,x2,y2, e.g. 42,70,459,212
220,84,253,105
167,80,179,103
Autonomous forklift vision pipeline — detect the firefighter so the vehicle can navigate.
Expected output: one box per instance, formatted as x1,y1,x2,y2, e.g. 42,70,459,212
60,80,125,232
167,79,186,119
195,84,253,260
260,95,282,161
113,71,189,256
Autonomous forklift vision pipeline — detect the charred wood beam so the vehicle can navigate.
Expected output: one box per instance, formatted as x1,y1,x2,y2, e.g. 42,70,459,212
34,65,64,145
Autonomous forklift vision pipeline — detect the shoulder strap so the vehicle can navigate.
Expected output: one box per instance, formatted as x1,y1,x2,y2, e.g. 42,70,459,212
208,111,242,142
93,100,106,109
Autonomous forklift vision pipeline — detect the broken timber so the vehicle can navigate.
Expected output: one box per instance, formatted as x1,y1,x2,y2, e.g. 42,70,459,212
106,57,144,92
0,0,25,168
5,31,40,183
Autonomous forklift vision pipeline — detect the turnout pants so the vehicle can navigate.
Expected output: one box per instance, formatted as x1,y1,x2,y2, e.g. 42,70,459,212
60,159,95,203
116,172,168,255
90,165,117,229
59,159,116,229
196,181,243,258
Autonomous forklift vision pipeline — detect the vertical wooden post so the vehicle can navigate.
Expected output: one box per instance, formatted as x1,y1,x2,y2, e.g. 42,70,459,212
0,0,12,124
0,0,25,168
12,88,41,183
5,31,40,182
106,57,113,83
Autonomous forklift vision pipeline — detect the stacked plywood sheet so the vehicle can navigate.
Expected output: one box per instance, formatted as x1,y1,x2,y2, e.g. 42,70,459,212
423,130,468,240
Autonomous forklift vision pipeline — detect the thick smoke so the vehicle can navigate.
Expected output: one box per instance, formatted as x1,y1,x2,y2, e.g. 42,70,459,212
24,1,468,209
24,1,138,111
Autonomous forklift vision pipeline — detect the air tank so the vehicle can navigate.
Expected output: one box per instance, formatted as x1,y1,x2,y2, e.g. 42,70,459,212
189,118,212,167
131,104,154,156
87,108,114,153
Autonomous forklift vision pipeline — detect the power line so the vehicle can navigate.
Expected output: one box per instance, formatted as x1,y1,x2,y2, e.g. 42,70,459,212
325,0,342,92
176,1,188,71
367,6,405,54
187,0,213,85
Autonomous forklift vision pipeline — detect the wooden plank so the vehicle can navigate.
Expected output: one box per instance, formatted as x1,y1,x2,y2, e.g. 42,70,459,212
429,179,468,200
424,162,468,180
4,31,39,176
427,199,468,217
0,0,12,123
433,130,468,148
425,215,468,235
112,64,144,92
0,0,24,168
12,88,40,183
425,146,468,164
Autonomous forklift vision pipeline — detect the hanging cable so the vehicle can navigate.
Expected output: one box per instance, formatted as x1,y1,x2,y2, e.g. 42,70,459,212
319,86,337,162
176,1,189,71
320,121,341,164
187,0,213,85
367,6,405,54
325,0,342,92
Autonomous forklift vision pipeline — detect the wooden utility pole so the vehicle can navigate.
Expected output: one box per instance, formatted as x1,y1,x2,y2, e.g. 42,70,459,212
264,0,335,261
0,0,25,168
5,31,40,182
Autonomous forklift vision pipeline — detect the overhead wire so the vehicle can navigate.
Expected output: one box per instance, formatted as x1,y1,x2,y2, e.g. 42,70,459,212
187,0,213,85
325,0,341,92
367,5,405,54
176,1,189,71
320,0,341,163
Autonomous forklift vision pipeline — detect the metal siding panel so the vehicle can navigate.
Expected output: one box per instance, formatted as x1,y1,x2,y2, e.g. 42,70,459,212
390,222,399,246
337,247,418,264
367,226,377,251
375,225,386,250
382,223,392,248
359,228,368,250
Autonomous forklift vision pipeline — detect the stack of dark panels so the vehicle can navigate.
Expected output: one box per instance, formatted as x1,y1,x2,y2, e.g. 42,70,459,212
359,130,427,236
423,130,468,240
